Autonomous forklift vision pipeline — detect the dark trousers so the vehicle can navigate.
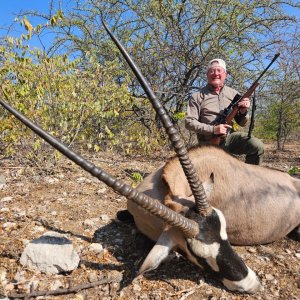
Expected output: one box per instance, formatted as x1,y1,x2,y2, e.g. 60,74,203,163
222,132,264,165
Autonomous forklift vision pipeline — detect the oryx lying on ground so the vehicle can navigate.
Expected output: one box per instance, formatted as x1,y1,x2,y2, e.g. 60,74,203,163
131,146,300,247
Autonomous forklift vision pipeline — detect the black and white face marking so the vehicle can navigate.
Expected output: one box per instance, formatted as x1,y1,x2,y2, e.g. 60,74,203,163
186,208,263,293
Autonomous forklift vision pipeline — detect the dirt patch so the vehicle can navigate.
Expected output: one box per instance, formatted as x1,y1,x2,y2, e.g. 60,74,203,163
0,143,299,299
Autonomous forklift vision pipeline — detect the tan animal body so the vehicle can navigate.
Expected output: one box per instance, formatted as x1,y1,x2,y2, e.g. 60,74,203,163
130,146,300,246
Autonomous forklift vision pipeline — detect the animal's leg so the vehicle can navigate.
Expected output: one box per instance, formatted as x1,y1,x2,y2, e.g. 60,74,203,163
164,192,184,213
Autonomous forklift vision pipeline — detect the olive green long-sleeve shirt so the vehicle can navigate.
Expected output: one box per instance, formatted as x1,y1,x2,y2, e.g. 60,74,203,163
185,84,249,142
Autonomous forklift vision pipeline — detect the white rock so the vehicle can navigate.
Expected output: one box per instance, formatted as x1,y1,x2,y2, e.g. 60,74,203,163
247,247,257,253
265,274,275,281
0,175,6,184
0,184,6,190
133,283,142,291
99,214,110,222
20,231,80,274
33,226,45,233
0,196,12,203
83,218,98,228
88,272,98,282
96,187,107,194
88,243,104,254
44,177,59,184
0,208,10,212
49,279,64,290
2,222,16,229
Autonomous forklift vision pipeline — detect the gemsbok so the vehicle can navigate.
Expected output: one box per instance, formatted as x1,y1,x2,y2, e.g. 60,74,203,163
0,21,298,294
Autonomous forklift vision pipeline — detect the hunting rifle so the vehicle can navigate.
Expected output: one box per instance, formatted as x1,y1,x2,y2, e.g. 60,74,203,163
210,53,280,145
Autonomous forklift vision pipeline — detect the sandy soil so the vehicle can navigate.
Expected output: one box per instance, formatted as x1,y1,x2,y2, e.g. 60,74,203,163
0,142,299,300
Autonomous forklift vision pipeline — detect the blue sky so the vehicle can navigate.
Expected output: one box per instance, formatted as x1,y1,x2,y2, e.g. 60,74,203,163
0,1,62,49
0,1,50,34
0,1,299,50
0,1,48,23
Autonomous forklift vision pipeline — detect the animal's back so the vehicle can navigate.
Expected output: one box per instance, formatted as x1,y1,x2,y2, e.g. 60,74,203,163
131,146,300,245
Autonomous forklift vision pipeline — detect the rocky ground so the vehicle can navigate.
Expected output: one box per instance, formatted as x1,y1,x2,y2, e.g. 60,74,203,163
0,142,299,300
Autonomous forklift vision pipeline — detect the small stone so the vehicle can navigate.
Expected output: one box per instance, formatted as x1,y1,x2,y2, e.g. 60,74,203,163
4,283,15,291
32,176,41,182
1,196,12,203
0,208,10,212
88,272,98,282
2,222,17,229
44,177,59,184
14,270,26,282
205,289,213,295
33,226,45,233
265,274,275,281
259,245,275,256
22,239,30,246
247,247,257,253
100,214,110,222
133,283,142,291
0,175,6,184
77,177,88,183
96,187,107,194
274,291,280,297
83,219,96,228
88,243,104,254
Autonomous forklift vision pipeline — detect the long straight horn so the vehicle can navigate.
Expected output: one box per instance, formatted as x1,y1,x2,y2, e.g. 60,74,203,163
0,98,199,238
101,20,211,216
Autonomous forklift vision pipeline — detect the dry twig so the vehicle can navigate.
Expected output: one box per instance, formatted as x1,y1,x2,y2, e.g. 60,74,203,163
8,273,122,299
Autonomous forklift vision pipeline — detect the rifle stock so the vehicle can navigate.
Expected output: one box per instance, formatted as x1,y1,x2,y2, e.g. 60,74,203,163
210,135,224,145
225,82,259,124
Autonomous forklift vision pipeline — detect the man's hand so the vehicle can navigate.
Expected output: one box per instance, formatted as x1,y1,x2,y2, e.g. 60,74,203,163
213,124,232,136
237,97,250,114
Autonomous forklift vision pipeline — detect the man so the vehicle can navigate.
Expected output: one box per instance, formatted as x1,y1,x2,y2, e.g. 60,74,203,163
185,58,264,165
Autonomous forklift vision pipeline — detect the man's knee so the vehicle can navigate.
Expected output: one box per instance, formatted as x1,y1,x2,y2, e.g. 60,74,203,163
245,137,264,165
251,137,264,155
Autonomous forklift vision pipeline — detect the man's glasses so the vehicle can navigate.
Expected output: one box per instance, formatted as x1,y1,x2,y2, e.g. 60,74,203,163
208,68,225,74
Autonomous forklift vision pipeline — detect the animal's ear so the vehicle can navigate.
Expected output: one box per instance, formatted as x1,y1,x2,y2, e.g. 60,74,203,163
203,172,215,197
138,228,179,275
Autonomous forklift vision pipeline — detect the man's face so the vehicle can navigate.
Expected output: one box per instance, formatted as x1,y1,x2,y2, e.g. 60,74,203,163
207,64,227,87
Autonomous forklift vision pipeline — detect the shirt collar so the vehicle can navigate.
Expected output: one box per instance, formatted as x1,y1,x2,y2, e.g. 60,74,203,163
207,84,224,94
